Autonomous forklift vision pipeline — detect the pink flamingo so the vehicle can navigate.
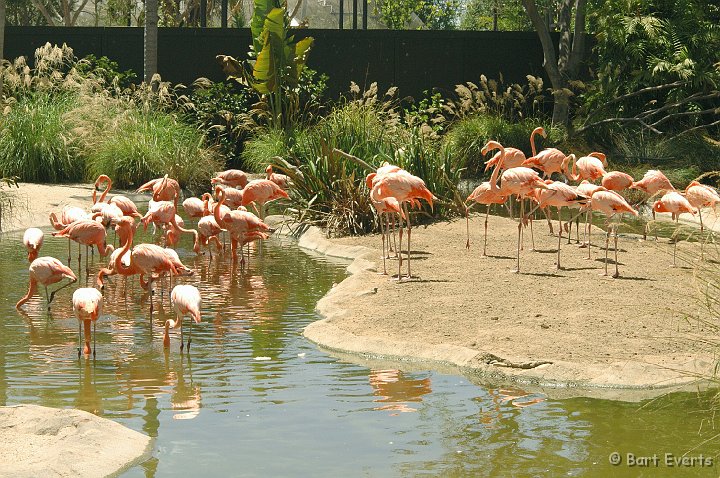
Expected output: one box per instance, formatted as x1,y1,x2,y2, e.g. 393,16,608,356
182,196,206,220
653,191,695,266
465,182,507,256
72,287,103,357
631,169,676,240
266,165,290,189
575,180,605,255
213,185,244,209
684,181,720,232
566,152,607,182
601,171,634,192
213,188,271,265
371,170,436,280
484,140,548,273
141,201,198,249
137,175,182,207
238,179,289,220
164,284,202,351
211,169,248,188
92,175,141,217
16,257,77,309
50,205,90,264
370,188,404,274
23,228,44,262
522,127,569,178
590,188,638,277
367,163,403,254
535,180,590,269
52,219,114,278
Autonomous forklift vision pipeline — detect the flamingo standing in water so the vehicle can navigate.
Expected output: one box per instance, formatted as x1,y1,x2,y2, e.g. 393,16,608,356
590,188,638,277
141,201,198,250
238,179,289,220
23,228,44,262
52,219,114,279
371,170,436,280
601,171,634,192
16,257,77,310
182,196,206,221
213,188,271,265
684,181,720,232
211,169,248,188
653,191,696,266
72,287,103,357
465,182,507,256
137,175,182,207
92,175,141,218
483,140,548,273
50,205,90,264
164,284,202,351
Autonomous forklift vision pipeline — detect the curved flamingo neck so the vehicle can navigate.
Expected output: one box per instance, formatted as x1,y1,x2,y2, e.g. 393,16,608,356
530,129,540,156
488,144,506,192
16,278,38,309
213,189,226,226
114,226,135,275
565,154,578,181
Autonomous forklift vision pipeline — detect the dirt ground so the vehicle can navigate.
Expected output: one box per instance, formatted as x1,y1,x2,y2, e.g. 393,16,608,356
300,209,720,395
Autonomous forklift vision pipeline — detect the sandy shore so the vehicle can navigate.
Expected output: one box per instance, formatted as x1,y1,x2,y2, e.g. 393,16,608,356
276,211,720,399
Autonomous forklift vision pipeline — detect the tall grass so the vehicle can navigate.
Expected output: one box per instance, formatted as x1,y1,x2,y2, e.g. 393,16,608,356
252,102,464,235
0,93,84,182
84,108,222,192
443,115,565,178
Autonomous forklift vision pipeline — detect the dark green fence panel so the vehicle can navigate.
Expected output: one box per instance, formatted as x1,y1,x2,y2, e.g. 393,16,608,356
4,27,551,99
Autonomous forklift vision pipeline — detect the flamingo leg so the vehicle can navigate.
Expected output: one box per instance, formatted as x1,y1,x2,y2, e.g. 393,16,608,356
604,221,610,276
513,200,524,273
528,199,535,251
180,318,184,351
508,195,514,219
585,209,592,259
187,318,192,351
49,277,76,305
613,223,620,278
673,217,679,267
149,277,154,332
397,208,404,280
543,207,554,235
390,214,397,255
93,321,96,358
465,205,471,250
77,242,81,280
575,214,580,243
68,239,71,265
483,204,490,257
557,208,563,270
403,202,412,279
381,212,387,274
699,209,704,232
77,320,82,357
44,285,49,308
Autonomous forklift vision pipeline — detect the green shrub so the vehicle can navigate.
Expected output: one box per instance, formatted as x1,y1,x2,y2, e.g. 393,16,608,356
241,127,289,173
0,93,84,182
84,108,222,193
443,115,565,177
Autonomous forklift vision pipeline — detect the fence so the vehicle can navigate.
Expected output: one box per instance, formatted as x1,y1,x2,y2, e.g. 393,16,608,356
4,27,553,99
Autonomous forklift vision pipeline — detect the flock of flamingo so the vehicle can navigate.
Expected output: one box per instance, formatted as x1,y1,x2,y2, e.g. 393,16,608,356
13,126,720,357
16,167,289,357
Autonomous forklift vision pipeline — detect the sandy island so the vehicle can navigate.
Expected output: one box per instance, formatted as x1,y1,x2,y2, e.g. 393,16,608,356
4,183,720,402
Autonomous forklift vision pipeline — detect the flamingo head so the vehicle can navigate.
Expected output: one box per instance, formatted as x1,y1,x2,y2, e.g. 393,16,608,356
481,141,503,156
532,126,546,138
265,165,273,175
365,173,377,189
589,151,608,166
652,200,670,213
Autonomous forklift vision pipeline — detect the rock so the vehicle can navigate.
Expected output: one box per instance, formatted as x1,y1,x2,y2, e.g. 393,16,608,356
0,404,151,477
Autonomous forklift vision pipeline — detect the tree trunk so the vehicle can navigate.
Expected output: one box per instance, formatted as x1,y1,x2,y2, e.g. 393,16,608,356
521,0,587,126
144,0,158,83
0,0,5,61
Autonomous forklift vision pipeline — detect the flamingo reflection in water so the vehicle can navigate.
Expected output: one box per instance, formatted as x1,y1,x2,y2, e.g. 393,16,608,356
369,369,432,415
479,387,546,428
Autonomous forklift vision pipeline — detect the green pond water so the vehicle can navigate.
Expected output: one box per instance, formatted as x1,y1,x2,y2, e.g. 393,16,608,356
1,219,719,477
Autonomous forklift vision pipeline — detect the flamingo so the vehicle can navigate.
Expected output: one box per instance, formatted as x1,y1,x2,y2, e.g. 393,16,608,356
566,152,607,182
194,215,224,258
238,179,289,220
72,287,103,357
164,284,202,351
371,170,436,280
52,219,114,278
49,205,90,264
653,191,696,266
370,188,404,274
535,181,589,270
182,197,206,220
92,175,141,217
684,181,720,232
465,182,507,256
590,188,638,277
631,170,676,240
211,169,248,188
141,201,198,249
137,175,182,207
601,171,634,192
575,180,605,256
266,165,290,189
23,228,44,262
483,140,548,273
16,257,77,310
213,185,244,209
213,188,271,264
522,127,569,178
367,162,403,255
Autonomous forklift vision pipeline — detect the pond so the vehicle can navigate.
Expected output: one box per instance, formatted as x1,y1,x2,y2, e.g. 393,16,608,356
1,220,719,477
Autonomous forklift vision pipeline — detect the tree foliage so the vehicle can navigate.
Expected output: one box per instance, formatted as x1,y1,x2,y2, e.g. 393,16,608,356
460,0,531,31
375,0,459,29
